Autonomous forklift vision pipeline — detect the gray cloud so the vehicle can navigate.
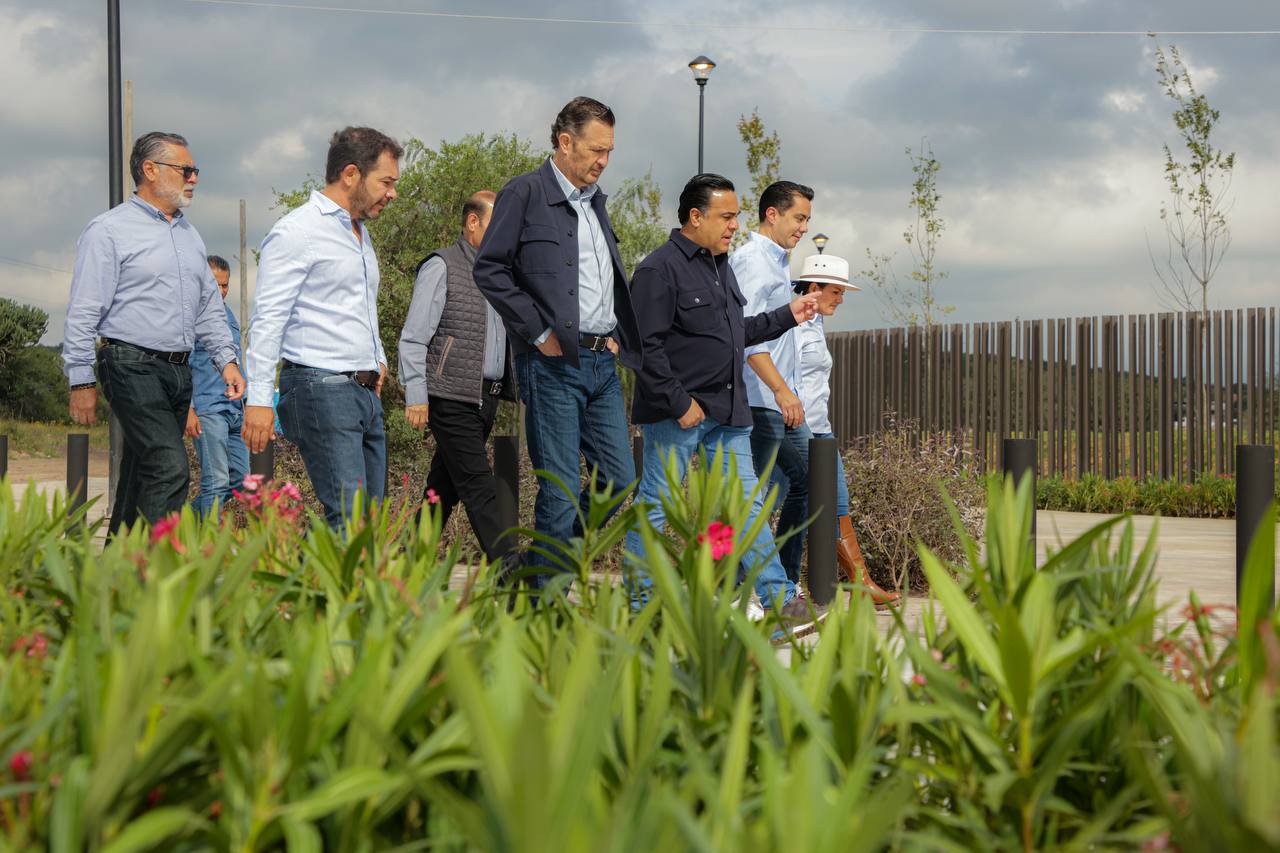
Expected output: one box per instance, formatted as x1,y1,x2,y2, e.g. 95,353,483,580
1,0,1275,342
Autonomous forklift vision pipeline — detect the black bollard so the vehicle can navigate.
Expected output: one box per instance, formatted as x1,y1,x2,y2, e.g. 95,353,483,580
493,434,520,550
1002,438,1037,541
67,433,89,519
1236,444,1276,611
632,433,645,496
807,437,839,606
250,441,274,480
0,434,7,481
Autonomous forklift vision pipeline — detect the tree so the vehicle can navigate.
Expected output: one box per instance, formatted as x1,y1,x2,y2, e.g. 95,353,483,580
0,298,69,421
734,109,781,248
1147,44,1235,315
862,141,953,328
608,169,668,278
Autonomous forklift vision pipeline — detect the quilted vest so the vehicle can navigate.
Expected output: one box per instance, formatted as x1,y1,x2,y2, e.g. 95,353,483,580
421,237,514,404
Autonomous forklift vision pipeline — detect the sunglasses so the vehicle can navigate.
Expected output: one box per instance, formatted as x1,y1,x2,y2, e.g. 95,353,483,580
153,161,201,180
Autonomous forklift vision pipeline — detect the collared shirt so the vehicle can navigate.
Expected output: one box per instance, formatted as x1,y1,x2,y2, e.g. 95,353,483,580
548,157,615,335
62,194,237,386
245,190,386,407
630,229,796,427
398,256,506,407
797,315,834,434
730,231,801,412
191,300,243,417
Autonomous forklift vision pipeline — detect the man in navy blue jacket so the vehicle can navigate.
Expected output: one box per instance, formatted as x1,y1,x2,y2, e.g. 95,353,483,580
626,173,822,629
474,96,641,590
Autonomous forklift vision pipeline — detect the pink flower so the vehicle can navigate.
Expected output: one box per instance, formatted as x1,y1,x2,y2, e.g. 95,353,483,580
426,489,441,506
697,521,735,560
241,474,266,492
911,673,927,687
150,514,185,553
12,633,48,660
9,750,33,780
279,482,302,502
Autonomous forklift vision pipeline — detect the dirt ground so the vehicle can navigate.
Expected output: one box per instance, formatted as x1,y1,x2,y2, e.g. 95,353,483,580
5,450,110,483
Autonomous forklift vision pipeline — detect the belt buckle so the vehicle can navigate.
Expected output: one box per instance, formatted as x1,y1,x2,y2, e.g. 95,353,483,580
589,335,607,352
167,351,186,365
488,380,503,396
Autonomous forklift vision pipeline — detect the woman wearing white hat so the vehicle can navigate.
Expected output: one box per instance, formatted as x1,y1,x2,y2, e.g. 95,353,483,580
793,254,900,607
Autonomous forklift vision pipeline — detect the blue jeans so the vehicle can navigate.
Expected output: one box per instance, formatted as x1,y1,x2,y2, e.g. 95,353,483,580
278,366,386,529
624,417,796,609
516,348,634,581
192,407,249,517
814,431,850,518
749,407,814,584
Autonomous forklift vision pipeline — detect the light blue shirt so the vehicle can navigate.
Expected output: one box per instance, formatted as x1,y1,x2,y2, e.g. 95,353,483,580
548,157,616,335
398,256,507,407
62,194,237,386
730,231,801,412
245,190,386,407
797,315,833,434
191,301,242,417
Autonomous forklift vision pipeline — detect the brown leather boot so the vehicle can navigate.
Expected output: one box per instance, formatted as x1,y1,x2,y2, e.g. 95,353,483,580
837,515,901,608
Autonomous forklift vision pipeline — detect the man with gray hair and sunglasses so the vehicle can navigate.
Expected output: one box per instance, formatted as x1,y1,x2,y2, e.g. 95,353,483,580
63,131,245,536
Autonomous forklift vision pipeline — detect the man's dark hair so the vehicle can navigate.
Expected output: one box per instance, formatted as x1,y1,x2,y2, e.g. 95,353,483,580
550,97,615,148
325,127,404,184
678,173,735,225
207,255,231,274
129,131,189,186
460,190,496,228
758,180,814,222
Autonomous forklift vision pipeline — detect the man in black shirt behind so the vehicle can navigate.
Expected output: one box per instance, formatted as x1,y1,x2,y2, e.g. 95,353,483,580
625,173,823,629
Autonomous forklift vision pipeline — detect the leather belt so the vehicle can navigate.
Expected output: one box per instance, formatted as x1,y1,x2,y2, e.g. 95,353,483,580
579,333,611,352
282,359,380,390
103,338,190,365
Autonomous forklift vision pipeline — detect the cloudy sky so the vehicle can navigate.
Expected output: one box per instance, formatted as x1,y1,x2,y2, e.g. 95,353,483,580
2,0,1278,343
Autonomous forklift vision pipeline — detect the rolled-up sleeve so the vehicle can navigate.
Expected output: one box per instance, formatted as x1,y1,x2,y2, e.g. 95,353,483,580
193,260,236,372
245,221,309,406
397,258,448,407
62,219,116,385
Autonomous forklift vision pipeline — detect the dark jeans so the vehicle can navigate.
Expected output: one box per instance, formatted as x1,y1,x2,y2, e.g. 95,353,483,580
515,348,634,582
749,406,814,584
97,342,193,536
278,365,386,529
425,393,512,565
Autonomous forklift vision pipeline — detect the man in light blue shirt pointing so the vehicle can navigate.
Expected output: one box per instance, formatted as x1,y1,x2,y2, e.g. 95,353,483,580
63,131,244,536
730,180,815,585
243,126,402,529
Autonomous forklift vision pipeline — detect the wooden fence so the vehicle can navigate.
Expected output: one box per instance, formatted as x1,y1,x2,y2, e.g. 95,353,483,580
826,307,1280,480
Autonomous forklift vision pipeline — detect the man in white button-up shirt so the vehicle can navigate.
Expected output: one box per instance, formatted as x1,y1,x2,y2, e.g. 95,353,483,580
243,127,402,528
729,180,815,585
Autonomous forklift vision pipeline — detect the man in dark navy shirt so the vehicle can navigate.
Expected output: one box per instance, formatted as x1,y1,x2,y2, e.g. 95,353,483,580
626,173,823,629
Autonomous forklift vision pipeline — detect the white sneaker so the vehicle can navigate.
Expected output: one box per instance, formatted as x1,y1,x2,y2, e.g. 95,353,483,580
745,594,766,622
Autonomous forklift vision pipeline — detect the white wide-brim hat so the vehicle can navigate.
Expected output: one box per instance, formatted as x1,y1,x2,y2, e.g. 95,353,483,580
793,253,860,290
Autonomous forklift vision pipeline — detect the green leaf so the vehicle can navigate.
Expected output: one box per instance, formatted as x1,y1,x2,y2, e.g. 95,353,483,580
101,808,208,853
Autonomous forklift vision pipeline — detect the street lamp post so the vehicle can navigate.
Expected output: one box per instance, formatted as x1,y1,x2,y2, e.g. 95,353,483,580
812,233,829,254
688,55,716,173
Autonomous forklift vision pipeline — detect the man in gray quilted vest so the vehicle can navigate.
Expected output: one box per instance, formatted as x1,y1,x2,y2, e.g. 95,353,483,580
398,190,516,568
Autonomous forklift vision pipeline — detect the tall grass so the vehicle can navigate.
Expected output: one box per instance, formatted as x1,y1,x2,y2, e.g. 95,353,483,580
1,463,1277,851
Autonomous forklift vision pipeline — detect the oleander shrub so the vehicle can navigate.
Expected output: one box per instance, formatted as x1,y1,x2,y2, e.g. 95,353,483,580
2,465,1278,850
1033,472,1276,518
843,421,985,592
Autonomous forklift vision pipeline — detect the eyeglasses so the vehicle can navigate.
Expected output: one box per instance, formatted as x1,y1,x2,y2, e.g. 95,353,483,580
153,161,200,180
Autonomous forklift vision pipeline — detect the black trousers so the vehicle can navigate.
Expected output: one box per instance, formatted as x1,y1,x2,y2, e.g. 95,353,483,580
97,342,193,536
425,393,512,565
